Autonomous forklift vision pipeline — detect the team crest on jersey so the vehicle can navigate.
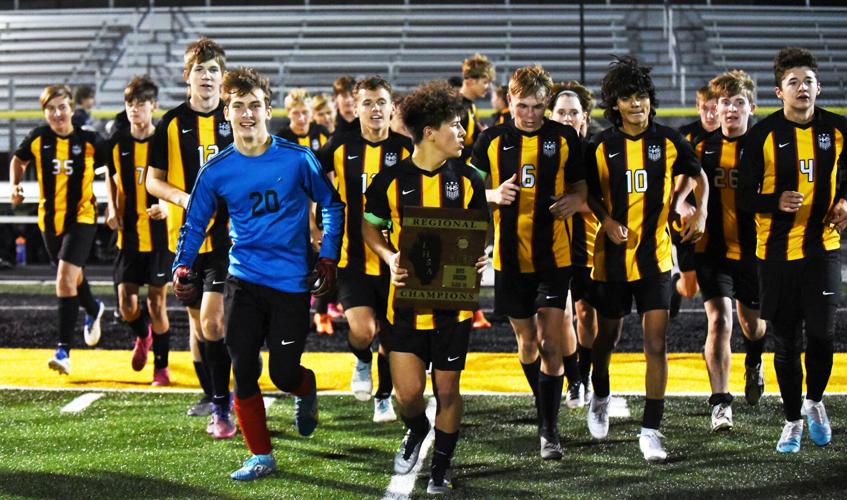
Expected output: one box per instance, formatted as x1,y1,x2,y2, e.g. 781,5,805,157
647,144,662,162
384,152,398,167
218,122,231,138
445,181,460,201
71,144,82,156
311,138,320,150
818,133,832,151
542,140,557,158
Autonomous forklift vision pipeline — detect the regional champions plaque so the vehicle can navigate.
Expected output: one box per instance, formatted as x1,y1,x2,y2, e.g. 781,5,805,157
395,206,489,311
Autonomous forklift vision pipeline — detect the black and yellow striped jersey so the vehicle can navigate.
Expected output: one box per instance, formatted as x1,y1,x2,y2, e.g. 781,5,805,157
586,122,702,282
692,130,756,261
334,115,360,136
364,157,487,330
738,108,846,261
472,119,585,274
149,102,233,254
14,125,106,236
276,123,330,153
107,128,168,253
568,212,600,269
491,109,512,127
460,96,481,162
318,130,413,275
679,119,708,145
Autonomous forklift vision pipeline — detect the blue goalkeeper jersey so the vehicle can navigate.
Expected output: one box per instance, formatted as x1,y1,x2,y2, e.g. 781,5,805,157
174,136,344,293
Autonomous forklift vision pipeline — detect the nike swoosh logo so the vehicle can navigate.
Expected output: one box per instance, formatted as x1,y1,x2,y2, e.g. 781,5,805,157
778,142,790,148
545,295,559,300
43,145,52,149
121,152,130,156
212,280,225,285
156,273,166,277
704,150,717,155
281,339,296,346
608,152,620,158
823,291,835,296
401,189,416,195
181,128,193,134
502,145,515,151
347,155,359,160
447,356,461,362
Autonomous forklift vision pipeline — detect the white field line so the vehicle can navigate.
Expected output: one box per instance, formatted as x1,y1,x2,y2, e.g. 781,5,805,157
262,396,276,409
382,397,438,500
608,396,631,418
60,392,104,413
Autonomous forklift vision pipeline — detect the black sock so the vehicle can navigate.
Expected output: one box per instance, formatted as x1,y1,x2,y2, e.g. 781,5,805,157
205,339,232,409
348,339,372,364
58,296,80,350
538,372,564,437
577,344,592,384
401,411,430,437
562,352,580,386
375,352,392,399
520,357,541,400
591,350,611,399
431,428,459,480
195,339,212,398
128,316,148,338
642,398,665,430
153,331,170,369
743,337,765,368
77,278,99,317
708,393,734,406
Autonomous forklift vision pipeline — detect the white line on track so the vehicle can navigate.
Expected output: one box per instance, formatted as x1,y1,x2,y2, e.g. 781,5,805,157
60,392,104,413
262,396,276,409
382,397,437,500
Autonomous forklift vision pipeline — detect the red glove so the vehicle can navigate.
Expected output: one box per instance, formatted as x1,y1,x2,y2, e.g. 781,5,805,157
173,265,199,305
310,257,337,297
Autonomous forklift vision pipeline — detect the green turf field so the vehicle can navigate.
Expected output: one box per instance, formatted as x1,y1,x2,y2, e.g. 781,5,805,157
1,390,845,499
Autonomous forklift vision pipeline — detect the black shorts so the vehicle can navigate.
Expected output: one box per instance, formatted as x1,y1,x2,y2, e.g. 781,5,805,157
588,271,672,319
388,319,471,371
570,266,593,303
671,223,696,273
114,249,174,287
758,251,841,322
41,223,96,267
337,268,389,319
494,267,572,319
180,248,229,308
694,253,759,309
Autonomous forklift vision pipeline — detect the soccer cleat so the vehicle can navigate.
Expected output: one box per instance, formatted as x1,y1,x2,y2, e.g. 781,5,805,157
373,396,397,423
230,454,277,481
151,367,171,387
209,403,237,439
294,369,319,437
83,299,105,347
540,433,563,460
565,380,584,409
351,359,373,401
802,399,832,447
48,347,71,375
744,362,764,406
427,469,453,494
776,419,803,453
394,421,431,474
711,402,734,432
587,394,610,440
669,274,682,319
639,427,668,463
187,396,214,417
472,309,491,330
131,326,153,372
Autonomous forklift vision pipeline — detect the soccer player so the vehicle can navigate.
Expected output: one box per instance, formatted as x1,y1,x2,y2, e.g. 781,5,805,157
146,38,235,433
311,93,336,134
670,85,719,316
276,89,330,154
690,70,766,431
363,80,488,494
549,81,600,408
104,76,173,385
584,57,709,462
458,53,495,162
490,84,511,127
172,67,343,480
739,47,846,453
9,85,106,375
473,65,587,460
318,76,412,421
332,75,360,135
72,85,97,131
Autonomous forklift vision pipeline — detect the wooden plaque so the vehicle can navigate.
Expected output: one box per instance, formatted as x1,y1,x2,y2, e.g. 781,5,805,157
394,206,489,311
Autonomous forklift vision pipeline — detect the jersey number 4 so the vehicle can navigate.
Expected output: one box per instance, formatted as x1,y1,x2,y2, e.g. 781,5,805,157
799,159,815,183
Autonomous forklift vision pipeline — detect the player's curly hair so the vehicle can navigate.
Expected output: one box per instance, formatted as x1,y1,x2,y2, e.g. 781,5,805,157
124,75,158,104
600,56,658,127
222,67,271,107
550,80,595,116
183,37,226,73
284,88,311,110
509,65,553,100
401,80,465,144
39,85,73,110
354,76,392,97
773,47,818,87
463,53,495,81
710,70,756,104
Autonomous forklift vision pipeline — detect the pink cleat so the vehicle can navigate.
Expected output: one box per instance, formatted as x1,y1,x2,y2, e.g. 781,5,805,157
152,367,171,386
131,326,153,372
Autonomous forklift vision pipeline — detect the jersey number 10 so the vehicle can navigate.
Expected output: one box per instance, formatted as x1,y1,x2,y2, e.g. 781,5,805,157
625,169,648,193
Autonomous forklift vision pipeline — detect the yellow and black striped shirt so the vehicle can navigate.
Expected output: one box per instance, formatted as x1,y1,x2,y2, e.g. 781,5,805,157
472,119,585,274
318,130,412,275
738,108,846,261
107,128,168,253
692,130,756,261
586,122,702,282
14,125,105,236
150,102,233,253
364,157,487,330
276,124,329,153
460,96,481,163
679,119,708,145
491,109,511,127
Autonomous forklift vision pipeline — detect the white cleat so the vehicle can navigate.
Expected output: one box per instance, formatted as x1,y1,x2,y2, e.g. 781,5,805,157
350,359,373,401
711,403,734,432
373,396,397,423
639,427,668,463
587,394,610,439
83,300,105,347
